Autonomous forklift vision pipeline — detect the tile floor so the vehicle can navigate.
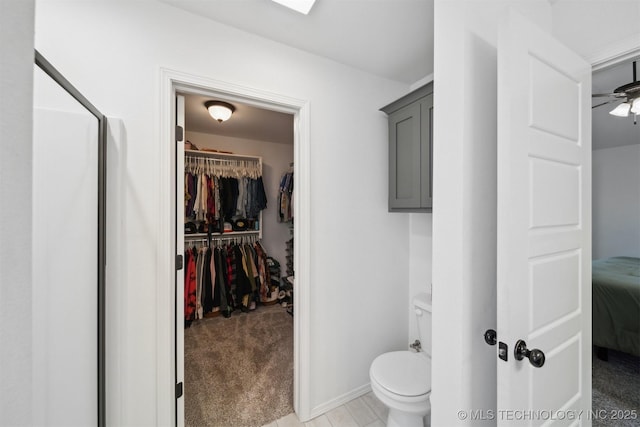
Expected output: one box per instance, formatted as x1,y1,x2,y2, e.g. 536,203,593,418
262,391,388,427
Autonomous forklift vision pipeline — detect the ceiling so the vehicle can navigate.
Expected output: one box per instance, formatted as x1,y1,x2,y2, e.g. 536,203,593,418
167,0,433,145
159,0,434,85
592,59,640,150
183,93,294,144
166,0,639,149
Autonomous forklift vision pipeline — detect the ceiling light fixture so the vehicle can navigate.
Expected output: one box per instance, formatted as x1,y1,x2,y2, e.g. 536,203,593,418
631,98,640,115
595,60,640,124
270,0,316,15
205,101,235,123
609,102,631,117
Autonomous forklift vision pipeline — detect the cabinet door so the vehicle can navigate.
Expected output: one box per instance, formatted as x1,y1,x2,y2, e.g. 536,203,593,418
420,94,433,209
389,102,422,209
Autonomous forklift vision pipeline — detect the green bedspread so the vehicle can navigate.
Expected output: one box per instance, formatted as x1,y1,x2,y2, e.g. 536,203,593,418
592,256,640,356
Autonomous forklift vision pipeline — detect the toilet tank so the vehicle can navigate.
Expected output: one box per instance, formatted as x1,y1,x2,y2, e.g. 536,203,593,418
412,293,432,357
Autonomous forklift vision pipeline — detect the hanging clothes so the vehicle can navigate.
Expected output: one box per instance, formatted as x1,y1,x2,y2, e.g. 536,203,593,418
184,248,197,326
278,171,294,222
184,154,267,227
183,239,275,324
254,242,271,301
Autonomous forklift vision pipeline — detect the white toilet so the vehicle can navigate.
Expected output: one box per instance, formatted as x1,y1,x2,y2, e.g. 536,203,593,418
369,293,432,427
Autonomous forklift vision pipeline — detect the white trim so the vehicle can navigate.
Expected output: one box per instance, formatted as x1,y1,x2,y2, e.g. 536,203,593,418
157,67,312,424
158,68,175,426
589,34,640,71
292,99,312,422
409,73,434,91
309,384,372,420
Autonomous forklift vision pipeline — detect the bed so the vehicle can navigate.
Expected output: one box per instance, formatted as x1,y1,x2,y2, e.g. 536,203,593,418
592,256,640,358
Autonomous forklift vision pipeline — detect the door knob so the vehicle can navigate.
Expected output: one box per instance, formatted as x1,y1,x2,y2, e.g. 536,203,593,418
514,339,545,368
484,329,497,346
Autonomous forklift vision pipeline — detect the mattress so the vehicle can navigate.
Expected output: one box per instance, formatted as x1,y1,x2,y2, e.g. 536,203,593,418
592,256,640,356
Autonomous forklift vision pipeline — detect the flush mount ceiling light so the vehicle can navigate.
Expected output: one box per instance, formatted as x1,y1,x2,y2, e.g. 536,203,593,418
270,0,317,15
205,101,235,123
593,60,640,124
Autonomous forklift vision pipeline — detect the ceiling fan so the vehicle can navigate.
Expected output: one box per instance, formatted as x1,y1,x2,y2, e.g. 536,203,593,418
592,60,640,125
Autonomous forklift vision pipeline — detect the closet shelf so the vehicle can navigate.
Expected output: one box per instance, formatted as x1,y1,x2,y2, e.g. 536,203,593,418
185,230,260,239
185,149,262,162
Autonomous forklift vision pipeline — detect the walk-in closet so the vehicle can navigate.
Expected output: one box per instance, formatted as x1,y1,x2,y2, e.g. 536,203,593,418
177,92,295,427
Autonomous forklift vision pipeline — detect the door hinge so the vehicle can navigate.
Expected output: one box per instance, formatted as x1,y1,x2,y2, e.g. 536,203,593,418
175,125,184,142
176,254,183,270
176,382,183,399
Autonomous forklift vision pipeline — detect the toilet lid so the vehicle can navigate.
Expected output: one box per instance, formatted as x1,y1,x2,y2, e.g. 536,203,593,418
371,351,431,397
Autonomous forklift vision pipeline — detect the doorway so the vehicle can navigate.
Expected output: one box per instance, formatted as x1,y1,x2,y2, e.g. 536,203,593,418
178,91,295,426
158,68,312,426
590,55,640,418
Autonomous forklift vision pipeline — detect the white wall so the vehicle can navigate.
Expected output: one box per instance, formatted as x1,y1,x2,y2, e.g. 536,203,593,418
0,0,35,424
432,1,551,425
185,131,294,271
35,0,411,423
592,144,640,259
407,77,434,349
408,214,432,342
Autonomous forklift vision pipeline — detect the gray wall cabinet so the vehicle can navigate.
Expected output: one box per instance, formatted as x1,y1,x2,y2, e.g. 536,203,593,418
381,83,433,212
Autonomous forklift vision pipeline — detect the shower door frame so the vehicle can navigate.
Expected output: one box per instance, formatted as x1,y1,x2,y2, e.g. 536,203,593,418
34,50,107,427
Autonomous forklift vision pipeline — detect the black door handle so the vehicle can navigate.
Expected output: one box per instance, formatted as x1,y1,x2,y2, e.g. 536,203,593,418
514,339,545,368
484,329,497,346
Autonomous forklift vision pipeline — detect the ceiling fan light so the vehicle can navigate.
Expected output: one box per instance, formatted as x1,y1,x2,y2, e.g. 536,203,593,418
205,101,235,122
609,102,631,117
631,98,640,115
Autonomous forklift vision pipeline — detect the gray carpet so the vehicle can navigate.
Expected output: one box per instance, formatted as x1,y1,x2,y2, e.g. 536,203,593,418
185,305,294,427
592,349,640,427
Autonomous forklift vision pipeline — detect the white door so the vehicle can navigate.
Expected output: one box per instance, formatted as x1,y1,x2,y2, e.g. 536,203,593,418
497,9,592,425
176,93,186,427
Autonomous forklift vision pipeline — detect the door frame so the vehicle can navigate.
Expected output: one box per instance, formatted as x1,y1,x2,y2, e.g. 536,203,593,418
157,67,311,425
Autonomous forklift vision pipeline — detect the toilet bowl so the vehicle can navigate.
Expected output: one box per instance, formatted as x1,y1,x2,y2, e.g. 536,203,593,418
369,293,432,427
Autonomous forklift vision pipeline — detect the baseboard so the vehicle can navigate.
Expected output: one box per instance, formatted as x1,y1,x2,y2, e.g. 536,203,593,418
307,383,372,420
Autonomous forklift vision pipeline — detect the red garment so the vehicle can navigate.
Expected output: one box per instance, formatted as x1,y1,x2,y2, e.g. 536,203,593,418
184,249,197,322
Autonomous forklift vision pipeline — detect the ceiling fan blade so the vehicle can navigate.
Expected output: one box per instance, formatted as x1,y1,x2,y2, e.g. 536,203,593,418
592,99,620,109
592,92,625,98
